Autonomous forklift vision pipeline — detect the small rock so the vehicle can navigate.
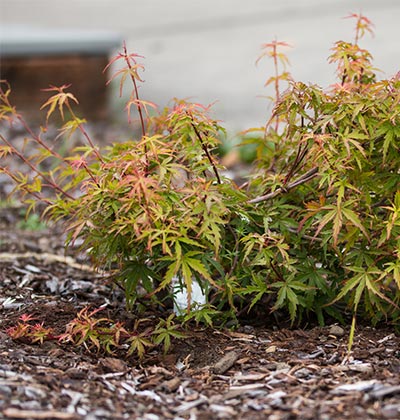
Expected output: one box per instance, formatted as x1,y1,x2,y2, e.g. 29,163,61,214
242,325,255,334
267,378,284,387
370,385,400,399
24,386,47,399
320,368,332,376
348,363,373,374
267,390,287,400
328,325,345,337
25,264,41,273
381,403,400,419
294,367,312,378
0,385,12,395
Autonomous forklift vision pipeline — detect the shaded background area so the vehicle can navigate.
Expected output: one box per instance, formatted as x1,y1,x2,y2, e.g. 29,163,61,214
1,0,399,131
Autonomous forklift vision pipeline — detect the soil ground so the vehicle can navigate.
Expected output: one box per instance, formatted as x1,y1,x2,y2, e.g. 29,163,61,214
1,207,400,420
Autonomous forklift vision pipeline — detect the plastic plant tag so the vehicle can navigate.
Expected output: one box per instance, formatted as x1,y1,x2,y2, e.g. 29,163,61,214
172,276,207,315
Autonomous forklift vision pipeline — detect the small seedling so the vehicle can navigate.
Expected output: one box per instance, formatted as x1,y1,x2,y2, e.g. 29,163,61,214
17,212,47,231
6,314,55,344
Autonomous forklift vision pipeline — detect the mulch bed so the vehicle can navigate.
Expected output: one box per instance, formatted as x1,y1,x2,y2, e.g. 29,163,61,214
0,208,400,420
1,122,400,419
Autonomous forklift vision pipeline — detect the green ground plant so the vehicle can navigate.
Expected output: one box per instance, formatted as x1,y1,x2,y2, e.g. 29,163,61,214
1,14,399,346
17,211,47,231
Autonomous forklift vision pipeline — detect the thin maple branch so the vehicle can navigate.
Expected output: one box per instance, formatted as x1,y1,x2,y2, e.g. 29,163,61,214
77,124,104,164
248,167,318,204
16,115,66,163
189,116,222,184
64,103,104,164
122,42,146,139
282,142,309,186
0,166,52,205
189,115,238,274
0,135,74,200
286,226,323,243
73,159,101,189
272,42,281,132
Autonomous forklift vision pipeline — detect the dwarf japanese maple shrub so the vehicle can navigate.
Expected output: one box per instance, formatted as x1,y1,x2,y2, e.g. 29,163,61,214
1,15,400,331
245,14,400,327
0,46,259,319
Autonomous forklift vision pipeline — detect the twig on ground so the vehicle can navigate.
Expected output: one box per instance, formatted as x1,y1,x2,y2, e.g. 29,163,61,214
0,252,100,273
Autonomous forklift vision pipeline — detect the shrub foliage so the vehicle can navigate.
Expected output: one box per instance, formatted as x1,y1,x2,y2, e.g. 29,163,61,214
1,14,399,329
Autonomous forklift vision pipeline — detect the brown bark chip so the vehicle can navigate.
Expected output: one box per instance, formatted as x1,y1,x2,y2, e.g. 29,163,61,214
210,351,240,374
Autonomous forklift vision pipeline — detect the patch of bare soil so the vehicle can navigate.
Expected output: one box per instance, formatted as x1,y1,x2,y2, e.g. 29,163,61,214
1,209,400,420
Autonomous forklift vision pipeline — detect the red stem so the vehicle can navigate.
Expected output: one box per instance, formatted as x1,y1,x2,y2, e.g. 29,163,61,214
16,116,66,163
65,103,104,164
123,42,146,139
0,135,74,200
189,116,221,184
1,166,52,205
272,42,280,132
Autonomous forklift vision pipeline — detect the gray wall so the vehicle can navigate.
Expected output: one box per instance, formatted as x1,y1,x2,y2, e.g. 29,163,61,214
1,0,399,131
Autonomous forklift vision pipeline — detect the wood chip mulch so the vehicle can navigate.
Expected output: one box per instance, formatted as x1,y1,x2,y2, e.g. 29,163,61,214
0,210,400,420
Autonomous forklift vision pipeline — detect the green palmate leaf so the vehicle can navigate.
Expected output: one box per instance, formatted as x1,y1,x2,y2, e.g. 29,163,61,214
286,287,299,321
353,275,366,310
328,274,361,307
332,209,343,247
330,266,382,310
183,305,220,326
384,260,400,290
162,260,180,289
271,278,309,322
272,282,287,310
245,273,269,310
183,255,209,279
314,206,339,241
341,208,369,240
153,314,185,353
375,123,400,164
176,237,206,249
120,260,157,306
127,334,153,359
